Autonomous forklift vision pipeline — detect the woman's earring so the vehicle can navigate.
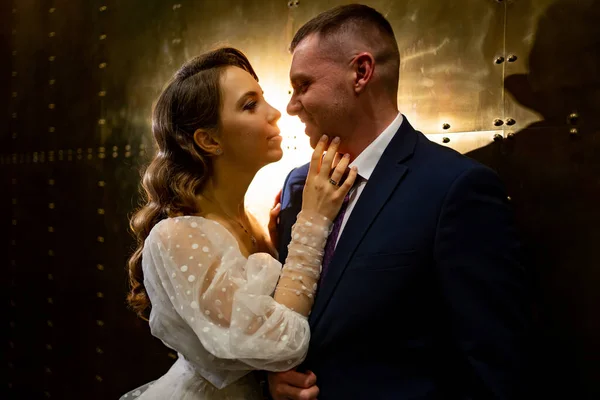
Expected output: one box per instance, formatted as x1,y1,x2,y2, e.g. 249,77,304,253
215,148,223,155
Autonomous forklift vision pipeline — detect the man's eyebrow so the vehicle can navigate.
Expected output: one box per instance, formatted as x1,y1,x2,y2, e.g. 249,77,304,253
290,74,311,85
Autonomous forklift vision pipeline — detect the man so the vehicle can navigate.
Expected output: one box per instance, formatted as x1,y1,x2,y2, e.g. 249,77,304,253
268,4,530,400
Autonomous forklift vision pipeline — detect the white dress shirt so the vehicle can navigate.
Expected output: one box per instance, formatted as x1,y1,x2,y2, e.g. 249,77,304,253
335,113,404,248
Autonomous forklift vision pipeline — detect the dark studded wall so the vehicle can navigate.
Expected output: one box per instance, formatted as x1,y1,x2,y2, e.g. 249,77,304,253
2,0,599,399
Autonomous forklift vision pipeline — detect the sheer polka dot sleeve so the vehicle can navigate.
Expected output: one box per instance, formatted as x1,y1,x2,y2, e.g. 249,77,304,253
142,212,331,374
273,210,331,316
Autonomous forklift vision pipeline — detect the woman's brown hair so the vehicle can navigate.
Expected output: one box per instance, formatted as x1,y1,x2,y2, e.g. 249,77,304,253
127,48,259,319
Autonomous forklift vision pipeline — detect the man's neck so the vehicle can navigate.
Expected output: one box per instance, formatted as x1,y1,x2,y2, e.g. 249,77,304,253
345,107,399,160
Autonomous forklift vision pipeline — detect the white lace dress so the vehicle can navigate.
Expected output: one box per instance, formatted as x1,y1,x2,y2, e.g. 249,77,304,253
132,211,331,400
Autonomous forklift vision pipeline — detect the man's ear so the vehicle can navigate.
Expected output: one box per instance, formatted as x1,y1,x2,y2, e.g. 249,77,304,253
353,52,375,94
193,129,221,155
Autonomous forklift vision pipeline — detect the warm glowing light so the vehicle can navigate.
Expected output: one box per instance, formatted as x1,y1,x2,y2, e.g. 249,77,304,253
245,82,313,231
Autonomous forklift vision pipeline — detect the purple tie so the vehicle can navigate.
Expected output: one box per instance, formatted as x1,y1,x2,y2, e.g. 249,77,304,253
320,189,353,283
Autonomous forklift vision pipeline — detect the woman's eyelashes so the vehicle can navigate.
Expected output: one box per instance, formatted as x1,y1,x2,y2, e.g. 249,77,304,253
243,99,258,112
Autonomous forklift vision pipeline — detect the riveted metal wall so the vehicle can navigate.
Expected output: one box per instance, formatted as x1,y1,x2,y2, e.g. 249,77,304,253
467,1,600,398
1,0,598,399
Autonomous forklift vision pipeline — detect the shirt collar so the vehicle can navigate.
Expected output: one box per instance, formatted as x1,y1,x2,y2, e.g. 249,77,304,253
349,113,403,181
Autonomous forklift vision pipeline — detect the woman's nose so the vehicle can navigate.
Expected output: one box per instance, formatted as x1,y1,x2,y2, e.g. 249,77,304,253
268,103,281,124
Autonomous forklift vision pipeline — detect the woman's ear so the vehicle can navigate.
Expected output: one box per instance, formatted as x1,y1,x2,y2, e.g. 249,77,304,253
193,129,222,155
353,52,375,94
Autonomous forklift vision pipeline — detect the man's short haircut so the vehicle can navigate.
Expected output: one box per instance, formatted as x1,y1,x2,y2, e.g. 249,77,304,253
290,4,400,93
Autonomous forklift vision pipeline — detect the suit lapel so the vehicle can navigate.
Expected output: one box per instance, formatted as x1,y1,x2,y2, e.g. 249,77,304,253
309,117,418,329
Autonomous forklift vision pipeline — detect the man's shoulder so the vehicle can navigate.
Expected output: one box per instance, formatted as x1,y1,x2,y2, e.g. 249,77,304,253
418,132,490,173
280,162,310,207
411,131,500,190
284,162,310,187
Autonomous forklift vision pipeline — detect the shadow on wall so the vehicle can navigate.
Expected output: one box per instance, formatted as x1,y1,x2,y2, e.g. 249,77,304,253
466,0,600,398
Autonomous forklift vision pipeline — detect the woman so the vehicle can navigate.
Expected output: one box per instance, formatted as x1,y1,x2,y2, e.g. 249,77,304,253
124,47,358,399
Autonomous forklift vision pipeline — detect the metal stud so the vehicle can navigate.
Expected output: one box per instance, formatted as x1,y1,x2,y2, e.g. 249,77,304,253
507,54,518,62
442,137,450,144
442,123,450,130
493,119,504,126
495,56,505,64
505,118,516,126
568,112,579,125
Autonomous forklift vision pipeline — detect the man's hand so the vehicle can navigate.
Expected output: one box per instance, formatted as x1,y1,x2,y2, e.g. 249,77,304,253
268,189,282,250
268,369,319,400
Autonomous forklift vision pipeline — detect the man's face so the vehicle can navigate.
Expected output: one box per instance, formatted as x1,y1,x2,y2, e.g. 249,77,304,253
287,35,354,149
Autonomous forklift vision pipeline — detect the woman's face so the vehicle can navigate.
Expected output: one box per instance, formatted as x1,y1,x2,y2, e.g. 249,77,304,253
218,66,283,169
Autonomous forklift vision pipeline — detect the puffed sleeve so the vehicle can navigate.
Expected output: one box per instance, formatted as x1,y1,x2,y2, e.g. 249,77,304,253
143,211,330,372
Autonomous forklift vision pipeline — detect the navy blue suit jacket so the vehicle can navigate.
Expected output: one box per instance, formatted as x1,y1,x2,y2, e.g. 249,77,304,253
277,118,530,399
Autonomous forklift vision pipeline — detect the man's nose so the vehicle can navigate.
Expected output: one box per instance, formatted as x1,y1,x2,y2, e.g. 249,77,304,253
287,95,300,116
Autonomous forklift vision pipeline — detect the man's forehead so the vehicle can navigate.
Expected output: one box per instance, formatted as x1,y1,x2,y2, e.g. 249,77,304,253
291,38,316,66
290,35,336,76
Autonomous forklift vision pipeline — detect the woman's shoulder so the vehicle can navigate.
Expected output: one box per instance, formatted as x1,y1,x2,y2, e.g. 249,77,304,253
148,215,230,245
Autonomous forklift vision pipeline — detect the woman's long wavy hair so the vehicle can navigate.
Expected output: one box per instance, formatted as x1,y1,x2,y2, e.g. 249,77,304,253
127,48,259,319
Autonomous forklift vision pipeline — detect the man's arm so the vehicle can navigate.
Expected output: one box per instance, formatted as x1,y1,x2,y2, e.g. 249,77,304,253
434,166,531,399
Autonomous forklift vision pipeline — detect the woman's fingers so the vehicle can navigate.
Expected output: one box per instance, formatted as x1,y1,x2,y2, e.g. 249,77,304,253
339,166,358,195
329,153,350,186
308,135,329,178
319,137,340,178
